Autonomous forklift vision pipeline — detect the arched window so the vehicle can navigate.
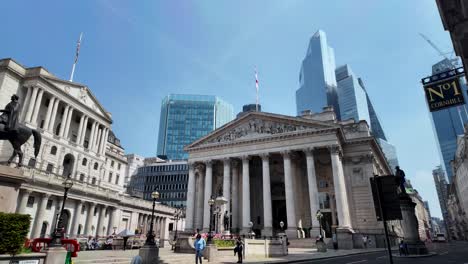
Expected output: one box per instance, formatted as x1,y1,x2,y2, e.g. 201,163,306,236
82,158,87,166
79,174,85,182
94,162,98,170
50,146,57,155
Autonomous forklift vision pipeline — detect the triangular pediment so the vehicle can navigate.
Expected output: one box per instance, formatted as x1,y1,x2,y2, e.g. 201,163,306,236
186,112,339,149
42,76,110,120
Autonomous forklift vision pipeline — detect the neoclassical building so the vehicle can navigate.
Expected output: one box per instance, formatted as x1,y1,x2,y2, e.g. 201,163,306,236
0,58,174,240
184,108,394,246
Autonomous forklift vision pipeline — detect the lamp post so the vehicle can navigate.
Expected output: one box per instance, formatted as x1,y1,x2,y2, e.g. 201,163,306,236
50,175,74,247
316,210,323,238
145,191,160,246
172,207,185,242
207,196,215,244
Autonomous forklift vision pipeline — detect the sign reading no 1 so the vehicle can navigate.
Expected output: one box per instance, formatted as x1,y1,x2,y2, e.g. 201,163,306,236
422,67,466,112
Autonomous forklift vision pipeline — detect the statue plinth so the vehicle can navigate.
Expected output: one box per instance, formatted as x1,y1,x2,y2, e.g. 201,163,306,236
0,165,25,213
399,193,428,255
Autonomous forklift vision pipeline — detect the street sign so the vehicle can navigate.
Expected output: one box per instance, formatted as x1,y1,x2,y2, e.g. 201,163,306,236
370,176,402,221
421,67,466,112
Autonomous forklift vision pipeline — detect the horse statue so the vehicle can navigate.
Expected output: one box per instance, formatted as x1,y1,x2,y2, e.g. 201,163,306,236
0,94,41,167
0,124,41,167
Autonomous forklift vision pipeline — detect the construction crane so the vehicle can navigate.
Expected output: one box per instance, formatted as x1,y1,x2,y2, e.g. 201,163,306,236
420,33,458,69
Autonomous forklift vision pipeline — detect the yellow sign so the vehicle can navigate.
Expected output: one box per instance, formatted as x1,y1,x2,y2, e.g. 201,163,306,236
424,76,465,112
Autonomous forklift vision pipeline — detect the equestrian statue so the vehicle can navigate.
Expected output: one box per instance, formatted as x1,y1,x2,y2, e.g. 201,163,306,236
0,94,41,167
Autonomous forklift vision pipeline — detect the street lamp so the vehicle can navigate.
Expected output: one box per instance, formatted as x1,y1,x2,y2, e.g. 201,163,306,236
207,196,215,244
172,207,184,242
50,175,74,247
145,190,160,246
316,210,323,239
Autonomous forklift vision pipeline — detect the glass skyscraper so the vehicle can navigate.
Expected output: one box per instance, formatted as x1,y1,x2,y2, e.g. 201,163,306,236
335,64,398,172
296,30,340,118
427,59,468,182
157,94,234,160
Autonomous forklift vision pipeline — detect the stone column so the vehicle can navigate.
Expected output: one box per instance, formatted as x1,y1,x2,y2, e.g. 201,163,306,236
43,97,56,130
222,158,231,233
85,202,96,236
59,105,70,137
63,107,74,139
16,189,33,214
76,115,85,144
282,151,297,237
79,116,88,146
94,128,102,152
30,88,44,125
260,153,273,237
98,128,108,154
70,200,82,236
20,86,32,121
108,207,118,235
48,99,60,132
32,193,50,238
93,125,101,152
96,205,107,237
330,146,351,229
202,161,213,232
184,163,196,232
305,148,320,235
194,165,205,230
24,86,38,123
241,156,251,234
231,160,239,232
88,121,97,150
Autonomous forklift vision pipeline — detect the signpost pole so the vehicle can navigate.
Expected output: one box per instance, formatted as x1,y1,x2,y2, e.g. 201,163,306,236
373,174,394,264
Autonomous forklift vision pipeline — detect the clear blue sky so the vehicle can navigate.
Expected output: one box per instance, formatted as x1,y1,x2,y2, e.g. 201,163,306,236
0,1,454,218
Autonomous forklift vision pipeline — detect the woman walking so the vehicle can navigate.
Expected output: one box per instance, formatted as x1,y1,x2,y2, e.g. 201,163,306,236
194,234,206,264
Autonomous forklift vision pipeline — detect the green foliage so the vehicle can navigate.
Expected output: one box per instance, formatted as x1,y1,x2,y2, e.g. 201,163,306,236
213,239,235,248
0,213,31,255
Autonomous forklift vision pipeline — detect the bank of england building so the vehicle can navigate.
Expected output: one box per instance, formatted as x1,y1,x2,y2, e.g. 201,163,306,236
0,58,174,240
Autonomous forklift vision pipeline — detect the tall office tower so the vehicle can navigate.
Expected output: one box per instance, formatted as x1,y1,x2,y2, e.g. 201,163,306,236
157,94,234,160
335,65,399,171
296,30,340,118
427,59,468,181
433,166,450,235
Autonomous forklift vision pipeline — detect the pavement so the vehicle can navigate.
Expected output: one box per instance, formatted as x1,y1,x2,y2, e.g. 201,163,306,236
73,241,468,264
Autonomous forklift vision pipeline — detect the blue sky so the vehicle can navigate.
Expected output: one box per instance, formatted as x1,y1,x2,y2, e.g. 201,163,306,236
0,1,455,217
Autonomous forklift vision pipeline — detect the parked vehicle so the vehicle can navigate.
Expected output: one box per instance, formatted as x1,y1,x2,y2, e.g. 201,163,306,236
435,233,446,242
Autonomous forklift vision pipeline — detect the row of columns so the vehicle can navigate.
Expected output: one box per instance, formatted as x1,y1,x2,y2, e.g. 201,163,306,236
16,189,126,238
185,146,352,237
137,213,166,239
21,86,109,155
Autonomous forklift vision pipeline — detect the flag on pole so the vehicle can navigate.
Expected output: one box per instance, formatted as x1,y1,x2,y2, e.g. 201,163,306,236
74,33,83,63
255,67,259,111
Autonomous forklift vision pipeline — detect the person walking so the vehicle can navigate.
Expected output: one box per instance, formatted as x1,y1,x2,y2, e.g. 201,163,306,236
194,234,206,264
235,237,244,263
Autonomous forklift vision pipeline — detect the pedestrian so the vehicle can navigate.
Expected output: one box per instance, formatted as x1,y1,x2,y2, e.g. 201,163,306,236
399,240,405,256
362,235,368,248
235,236,244,263
403,241,409,256
193,234,206,264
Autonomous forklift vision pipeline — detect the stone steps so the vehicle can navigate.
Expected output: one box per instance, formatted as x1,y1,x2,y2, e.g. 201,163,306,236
74,257,132,264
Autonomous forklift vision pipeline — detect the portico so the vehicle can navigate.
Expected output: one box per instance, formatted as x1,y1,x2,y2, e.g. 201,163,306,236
184,108,393,244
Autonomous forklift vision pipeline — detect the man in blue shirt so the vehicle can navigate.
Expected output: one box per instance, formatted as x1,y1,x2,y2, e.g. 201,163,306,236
194,234,206,264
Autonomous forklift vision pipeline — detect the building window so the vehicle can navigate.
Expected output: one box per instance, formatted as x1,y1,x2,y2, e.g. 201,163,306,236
50,146,57,155
27,158,36,168
77,224,83,235
94,163,98,170
82,158,87,166
318,180,329,188
40,120,45,129
115,174,120,185
319,193,330,209
27,196,35,208
46,163,54,173
111,160,114,167
81,205,86,214
79,174,85,182
108,172,113,183
46,199,53,210
118,163,121,170
92,177,96,185
94,207,98,216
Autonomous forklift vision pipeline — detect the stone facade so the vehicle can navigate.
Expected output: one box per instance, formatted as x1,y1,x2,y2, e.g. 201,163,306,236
0,58,175,240
184,108,396,247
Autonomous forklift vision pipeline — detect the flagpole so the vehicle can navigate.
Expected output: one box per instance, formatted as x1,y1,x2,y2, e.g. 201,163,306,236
70,32,83,82
255,67,259,112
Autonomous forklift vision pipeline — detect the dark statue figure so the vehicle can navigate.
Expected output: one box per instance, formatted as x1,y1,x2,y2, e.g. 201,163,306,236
223,210,230,231
395,166,407,195
0,94,41,167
